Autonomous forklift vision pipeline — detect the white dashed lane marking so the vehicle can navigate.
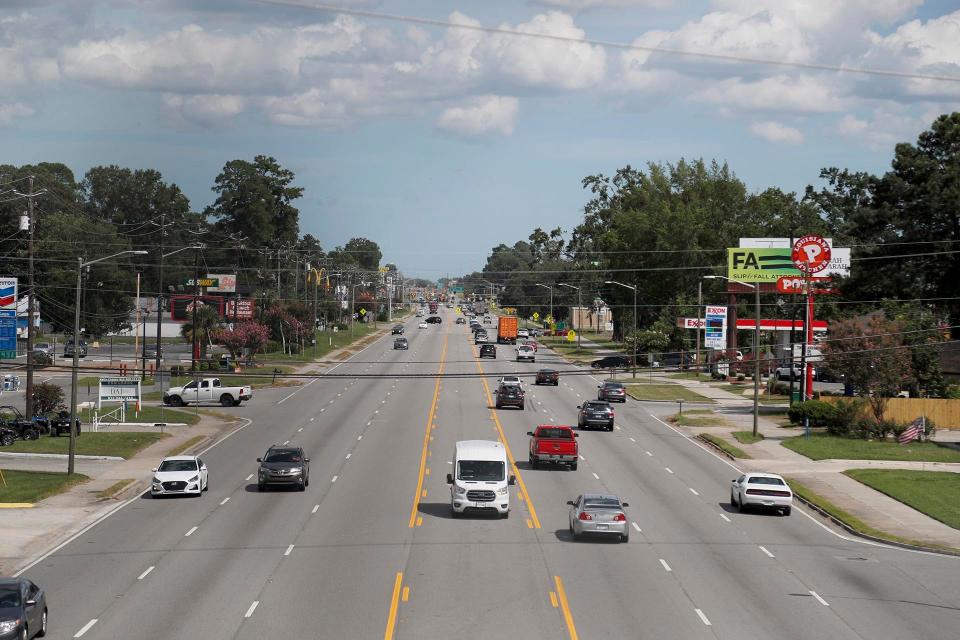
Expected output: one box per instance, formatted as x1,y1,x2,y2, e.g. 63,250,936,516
759,546,775,558
137,566,154,580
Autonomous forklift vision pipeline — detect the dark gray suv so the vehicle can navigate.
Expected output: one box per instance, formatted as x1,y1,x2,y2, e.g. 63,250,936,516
257,446,310,491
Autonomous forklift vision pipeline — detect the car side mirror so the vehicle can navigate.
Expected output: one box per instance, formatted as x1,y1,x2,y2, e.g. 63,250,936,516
446,473,453,484
574,433,579,437
256,458,262,463
304,458,310,463
200,465,207,471
508,475,516,486
26,599,36,606
621,502,629,507
526,431,534,436
566,500,575,506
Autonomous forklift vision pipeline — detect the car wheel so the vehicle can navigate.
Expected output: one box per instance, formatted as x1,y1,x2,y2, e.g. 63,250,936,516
18,626,26,640
620,534,629,543
554,381,559,386
783,507,791,516
502,511,509,519
0,433,14,446
233,399,242,406
37,609,48,637
737,493,745,512
570,462,578,471
168,395,184,407
520,403,525,410
731,491,737,508
219,395,235,407
607,424,614,432
203,478,209,492
258,482,265,492
529,456,537,469
305,474,310,487
25,429,39,441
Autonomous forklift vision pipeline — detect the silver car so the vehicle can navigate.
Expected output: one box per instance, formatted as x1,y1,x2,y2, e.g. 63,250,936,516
568,493,630,542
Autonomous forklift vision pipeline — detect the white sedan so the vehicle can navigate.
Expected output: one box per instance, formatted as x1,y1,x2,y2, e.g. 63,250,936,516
152,455,209,497
516,345,536,362
418,321,429,329
731,472,792,515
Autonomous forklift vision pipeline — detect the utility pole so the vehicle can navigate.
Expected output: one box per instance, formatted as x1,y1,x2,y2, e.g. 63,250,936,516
25,175,36,419
154,214,165,374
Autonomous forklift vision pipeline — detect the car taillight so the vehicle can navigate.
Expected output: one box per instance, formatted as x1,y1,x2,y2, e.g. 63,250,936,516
578,512,593,521
612,513,626,522
610,411,615,417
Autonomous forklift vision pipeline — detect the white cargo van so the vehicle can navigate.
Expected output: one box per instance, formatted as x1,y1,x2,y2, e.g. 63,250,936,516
447,440,515,518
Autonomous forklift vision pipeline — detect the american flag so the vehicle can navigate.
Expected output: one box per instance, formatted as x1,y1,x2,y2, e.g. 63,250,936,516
897,417,925,445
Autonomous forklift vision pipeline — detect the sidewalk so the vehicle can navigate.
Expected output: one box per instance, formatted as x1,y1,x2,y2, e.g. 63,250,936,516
653,375,960,550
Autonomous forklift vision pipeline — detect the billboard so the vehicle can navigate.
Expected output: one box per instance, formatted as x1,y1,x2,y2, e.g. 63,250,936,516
206,274,237,293
0,277,16,309
728,247,850,282
225,298,256,320
703,306,727,349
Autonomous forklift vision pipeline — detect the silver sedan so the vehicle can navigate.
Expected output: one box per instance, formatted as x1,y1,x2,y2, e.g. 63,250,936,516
567,493,630,542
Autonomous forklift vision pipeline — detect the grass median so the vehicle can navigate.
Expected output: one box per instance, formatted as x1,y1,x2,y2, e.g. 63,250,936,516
782,433,960,462
626,384,714,403
77,406,199,426
4,432,169,458
672,409,730,428
0,470,89,503
698,433,750,459
733,431,764,444
844,469,960,531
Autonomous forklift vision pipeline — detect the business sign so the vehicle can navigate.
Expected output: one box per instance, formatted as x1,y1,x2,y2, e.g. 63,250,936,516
678,317,706,329
170,295,224,321
679,317,828,332
224,298,255,320
703,306,727,349
206,274,236,293
98,376,141,406
728,247,850,282
0,278,16,309
185,278,219,288
0,309,16,359
792,235,831,273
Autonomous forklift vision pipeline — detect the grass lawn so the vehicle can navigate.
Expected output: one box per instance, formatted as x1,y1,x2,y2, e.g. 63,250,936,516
78,406,199,426
667,372,713,381
672,410,731,427
168,435,207,456
844,469,960,531
5,432,169,458
0,470,89,503
782,433,960,462
97,478,135,499
699,433,749,459
261,323,381,363
733,431,764,444
625,384,714,403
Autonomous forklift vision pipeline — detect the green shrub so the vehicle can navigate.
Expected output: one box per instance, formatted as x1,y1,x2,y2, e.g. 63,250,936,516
827,398,865,437
170,365,185,376
787,400,838,428
736,373,745,382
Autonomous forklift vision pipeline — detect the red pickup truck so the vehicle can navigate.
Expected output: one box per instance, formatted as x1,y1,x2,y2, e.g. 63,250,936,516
527,425,579,470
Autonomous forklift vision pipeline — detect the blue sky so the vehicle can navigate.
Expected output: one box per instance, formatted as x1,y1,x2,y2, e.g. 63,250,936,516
2,1,958,277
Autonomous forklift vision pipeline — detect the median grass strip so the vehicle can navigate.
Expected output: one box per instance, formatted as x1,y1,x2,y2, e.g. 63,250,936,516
698,433,750,459
78,406,199,426
672,410,731,428
97,478,135,499
782,433,960,462
262,323,380,363
733,431,764,444
4,432,169,459
625,384,714,403
168,435,207,456
0,470,89,503
844,469,960,531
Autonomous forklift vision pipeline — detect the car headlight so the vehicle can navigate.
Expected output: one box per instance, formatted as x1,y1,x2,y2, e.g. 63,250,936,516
0,620,19,634
288,468,303,474
189,475,200,483
497,487,509,496
454,485,466,495
153,477,162,485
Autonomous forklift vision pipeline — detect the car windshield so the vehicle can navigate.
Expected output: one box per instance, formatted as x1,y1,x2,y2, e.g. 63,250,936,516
158,460,198,472
585,402,608,410
458,460,505,481
265,451,302,463
0,585,19,607
604,383,623,389
584,497,622,510
748,477,786,486
538,428,573,439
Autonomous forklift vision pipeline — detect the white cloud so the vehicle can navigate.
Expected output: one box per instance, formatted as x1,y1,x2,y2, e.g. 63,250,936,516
836,114,868,137
749,120,803,144
0,102,35,126
834,107,930,149
534,0,673,10
437,95,518,137
696,75,850,113
162,94,245,126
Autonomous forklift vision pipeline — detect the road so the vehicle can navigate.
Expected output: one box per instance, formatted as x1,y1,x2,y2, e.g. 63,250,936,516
15,308,960,639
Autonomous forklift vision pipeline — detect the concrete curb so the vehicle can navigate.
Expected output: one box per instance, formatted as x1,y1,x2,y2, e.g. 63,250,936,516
0,452,123,461
695,433,737,460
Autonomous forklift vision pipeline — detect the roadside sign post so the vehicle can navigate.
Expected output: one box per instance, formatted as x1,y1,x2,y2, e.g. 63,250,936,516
791,236,831,402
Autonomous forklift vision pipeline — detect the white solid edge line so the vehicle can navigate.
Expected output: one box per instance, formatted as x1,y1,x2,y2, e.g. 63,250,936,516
137,566,155,580
284,544,294,556
632,522,642,532
276,390,298,405
198,418,255,456
185,526,198,537
642,411,949,557
695,608,712,626
244,600,259,618
759,545,775,558
810,591,830,606
74,618,98,637
659,558,672,572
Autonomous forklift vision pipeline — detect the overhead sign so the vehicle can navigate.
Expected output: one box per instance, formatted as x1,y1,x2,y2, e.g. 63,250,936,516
0,278,16,309
703,306,727,349
0,309,16,359
728,248,850,282
206,274,236,293
98,376,141,406
185,278,219,288
792,235,831,273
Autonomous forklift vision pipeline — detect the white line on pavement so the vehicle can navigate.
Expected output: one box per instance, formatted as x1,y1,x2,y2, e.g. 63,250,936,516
665,467,674,474
689,488,699,496
312,504,319,514
284,545,294,556
282,440,290,445
645,451,652,456
695,609,712,626
659,559,672,572
74,619,98,637
297,427,303,432
244,601,259,618
629,437,636,442
632,522,642,532
345,453,351,459
759,546,775,558
277,390,298,405
185,526,198,537
720,514,731,522
219,497,230,506
592,472,600,480
331,475,339,482
579,454,585,460
246,474,253,481
810,591,830,606
137,566,155,580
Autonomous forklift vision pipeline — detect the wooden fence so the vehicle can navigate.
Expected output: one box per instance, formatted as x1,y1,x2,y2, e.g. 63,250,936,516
822,397,960,429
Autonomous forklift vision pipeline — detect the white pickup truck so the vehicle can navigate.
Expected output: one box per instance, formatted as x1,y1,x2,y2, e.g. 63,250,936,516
163,378,253,407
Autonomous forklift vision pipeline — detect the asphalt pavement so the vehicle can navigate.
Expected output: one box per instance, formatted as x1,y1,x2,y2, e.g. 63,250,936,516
12,309,960,639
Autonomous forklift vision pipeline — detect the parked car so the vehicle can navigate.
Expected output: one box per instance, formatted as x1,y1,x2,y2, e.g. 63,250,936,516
597,381,627,402
528,425,578,469
577,401,614,431
0,576,48,639
535,369,559,385
163,377,253,407
590,355,630,369
50,411,81,437
257,445,310,491
391,324,405,335
730,472,793,516
32,342,53,356
394,337,409,350
494,383,525,410
479,344,497,359
568,493,630,542
63,339,88,358
151,455,209,498
775,363,817,381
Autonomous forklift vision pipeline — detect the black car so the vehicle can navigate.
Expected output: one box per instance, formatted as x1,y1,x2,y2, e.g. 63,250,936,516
257,446,310,491
0,577,48,639
494,384,525,410
479,344,496,359
456,317,466,324
426,316,442,324
394,337,408,350
50,411,81,437
63,339,87,358
590,355,630,369
578,401,615,431
598,381,627,402
391,324,405,335
535,369,559,385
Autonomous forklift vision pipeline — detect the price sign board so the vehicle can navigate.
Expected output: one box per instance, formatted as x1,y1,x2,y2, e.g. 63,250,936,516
703,306,727,349
0,310,16,359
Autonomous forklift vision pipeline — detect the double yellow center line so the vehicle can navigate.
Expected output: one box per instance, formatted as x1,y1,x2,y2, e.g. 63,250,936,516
408,334,448,528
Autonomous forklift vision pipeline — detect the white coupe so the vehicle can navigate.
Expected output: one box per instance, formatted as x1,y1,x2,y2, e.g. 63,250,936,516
731,472,792,515
152,455,209,497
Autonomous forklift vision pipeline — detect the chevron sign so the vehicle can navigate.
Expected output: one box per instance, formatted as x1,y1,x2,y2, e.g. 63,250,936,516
0,278,17,309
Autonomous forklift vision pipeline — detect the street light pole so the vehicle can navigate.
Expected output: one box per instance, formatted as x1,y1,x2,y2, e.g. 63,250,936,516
605,281,638,376
557,283,581,350
534,283,552,328
68,250,147,475
696,279,703,377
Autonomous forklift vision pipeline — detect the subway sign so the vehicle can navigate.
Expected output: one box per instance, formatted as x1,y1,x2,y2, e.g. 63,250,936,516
728,248,850,283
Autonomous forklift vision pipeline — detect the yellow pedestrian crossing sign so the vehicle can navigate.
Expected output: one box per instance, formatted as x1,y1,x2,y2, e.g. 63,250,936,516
546,315,553,324
532,312,539,321
359,308,366,316
566,330,576,342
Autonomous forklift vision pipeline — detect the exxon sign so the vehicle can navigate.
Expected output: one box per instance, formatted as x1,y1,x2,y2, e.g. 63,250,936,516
0,278,17,309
